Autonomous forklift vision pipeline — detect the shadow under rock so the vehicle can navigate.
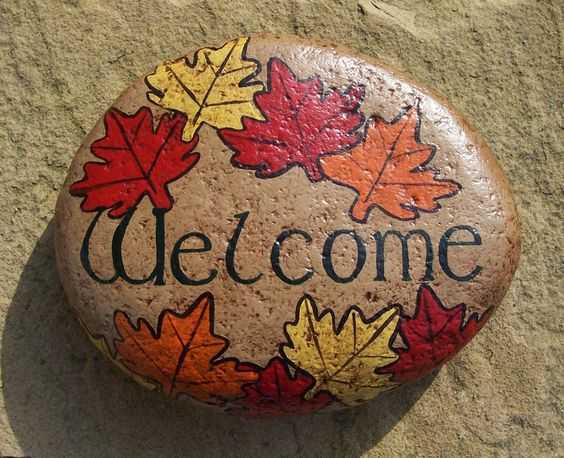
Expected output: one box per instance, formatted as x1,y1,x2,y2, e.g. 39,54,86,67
3,222,436,458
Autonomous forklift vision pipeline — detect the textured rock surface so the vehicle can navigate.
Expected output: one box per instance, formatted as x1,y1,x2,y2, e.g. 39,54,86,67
0,0,562,456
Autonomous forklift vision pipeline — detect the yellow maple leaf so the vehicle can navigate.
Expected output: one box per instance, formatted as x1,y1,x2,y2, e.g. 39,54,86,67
78,318,157,391
146,36,264,141
282,296,400,406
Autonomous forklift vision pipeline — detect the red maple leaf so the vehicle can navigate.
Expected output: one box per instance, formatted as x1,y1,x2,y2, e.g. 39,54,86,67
70,107,200,218
380,285,492,383
219,58,364,182
231,357,334,417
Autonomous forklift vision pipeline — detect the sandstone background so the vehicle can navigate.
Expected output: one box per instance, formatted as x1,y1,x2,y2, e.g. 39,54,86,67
1,1,562,457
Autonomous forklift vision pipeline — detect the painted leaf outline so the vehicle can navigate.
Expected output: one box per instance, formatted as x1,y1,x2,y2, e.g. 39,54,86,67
281,295,400,406
219,57,365,182
69,107,200,218
145,37,264,141
379,284,493,383
113,293,258,404
231,357,334,417
77,317,157,390
320,99,461,222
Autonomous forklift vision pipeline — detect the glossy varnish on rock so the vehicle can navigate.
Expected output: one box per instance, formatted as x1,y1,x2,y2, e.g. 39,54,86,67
54,35,520,416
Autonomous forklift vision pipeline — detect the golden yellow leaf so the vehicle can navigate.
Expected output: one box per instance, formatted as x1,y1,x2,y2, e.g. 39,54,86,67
78,318,157,391
282,296,400,406
146,37,264,141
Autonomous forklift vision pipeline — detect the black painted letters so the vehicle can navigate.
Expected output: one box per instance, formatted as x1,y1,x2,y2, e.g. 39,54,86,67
439,225,482,281
373,230,434,282
80,209,483,286
171,232,218,285
226,211,263,284
322,230,367,283
271,229,314,285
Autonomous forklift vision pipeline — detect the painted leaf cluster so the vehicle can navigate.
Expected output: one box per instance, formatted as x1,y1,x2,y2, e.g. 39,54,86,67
218,58,460,222
220,58,365,181
71,37,460,223
71,37,265,218
379,285,493,383
98,285,490,414
69,107,199,218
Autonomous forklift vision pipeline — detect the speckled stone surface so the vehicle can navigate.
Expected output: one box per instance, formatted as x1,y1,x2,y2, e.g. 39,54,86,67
53,34,520,414
1,0,562,456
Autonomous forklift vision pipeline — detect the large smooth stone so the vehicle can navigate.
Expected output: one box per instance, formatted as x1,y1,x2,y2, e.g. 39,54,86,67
55,34,520,416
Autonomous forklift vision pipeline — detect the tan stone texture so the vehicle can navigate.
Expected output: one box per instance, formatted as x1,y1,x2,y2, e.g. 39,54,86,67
1,0,562,456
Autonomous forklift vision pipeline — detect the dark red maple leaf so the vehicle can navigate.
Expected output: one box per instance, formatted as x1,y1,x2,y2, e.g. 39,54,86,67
380,285,493,383
219,58,364,182
231,357,333,417
70,107,200,218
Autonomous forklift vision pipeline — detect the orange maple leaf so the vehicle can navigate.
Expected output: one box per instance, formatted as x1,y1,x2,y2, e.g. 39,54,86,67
320,101,461,222
114,293,258,403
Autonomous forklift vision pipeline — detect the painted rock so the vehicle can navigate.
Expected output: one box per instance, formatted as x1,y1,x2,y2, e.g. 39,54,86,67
55,35,520,416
